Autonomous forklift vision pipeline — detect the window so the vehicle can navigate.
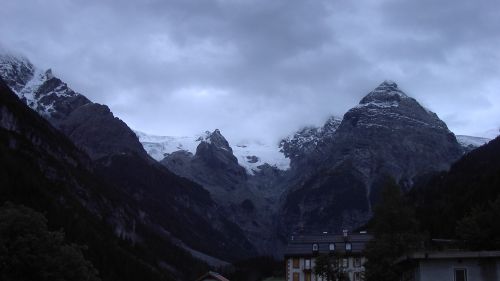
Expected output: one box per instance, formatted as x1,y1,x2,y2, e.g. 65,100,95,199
329,243,335,252
304,258,311,269
293,258,300,268
342,258,348,268
312,243,319,252
455,269,467,281
345,242,352,252
305,272,311,281
293,272,300,281
354,257,362,267
354,272,362,281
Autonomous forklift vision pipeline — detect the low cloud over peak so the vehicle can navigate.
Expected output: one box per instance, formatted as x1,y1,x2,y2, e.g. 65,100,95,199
1,0,499,142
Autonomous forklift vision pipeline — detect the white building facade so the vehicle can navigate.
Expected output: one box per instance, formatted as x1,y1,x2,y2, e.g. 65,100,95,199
284,232,372,281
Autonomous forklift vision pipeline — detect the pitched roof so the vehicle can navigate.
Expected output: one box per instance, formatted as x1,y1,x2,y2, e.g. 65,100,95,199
195,271,230,281
284,232,373,257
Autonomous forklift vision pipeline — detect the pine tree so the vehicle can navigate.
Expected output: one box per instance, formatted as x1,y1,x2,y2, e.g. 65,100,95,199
0,202,101,281
314,253,349,281
364,179,423,281
456,195,500,250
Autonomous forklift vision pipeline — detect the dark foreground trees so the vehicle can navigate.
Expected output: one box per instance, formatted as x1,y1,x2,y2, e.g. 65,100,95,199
0,202,100,281
364,179,423,281
314,253,349,281
456,195,500,250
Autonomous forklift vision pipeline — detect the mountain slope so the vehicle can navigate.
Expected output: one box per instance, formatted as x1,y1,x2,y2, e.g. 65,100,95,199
0,77,204,280
456,135,491,153
0,53,147,160
0,53,257,263
134,130,290,174
410,135,500,239
159,129,287,254
278,81,463,237
279,115,342,170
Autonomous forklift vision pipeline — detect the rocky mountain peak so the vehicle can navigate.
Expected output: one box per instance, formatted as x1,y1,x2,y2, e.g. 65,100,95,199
44,68,54,80
279,81,464,237
196,129,235,158
359,80,408,106
204,129,233,153
0,53,35,93
279,115,342,159
1,53,148,161
346,81,450,132
193,129,246,180
322,116,342,137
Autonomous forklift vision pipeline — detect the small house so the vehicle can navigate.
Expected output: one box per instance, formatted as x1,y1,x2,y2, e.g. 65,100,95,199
395,250,500,281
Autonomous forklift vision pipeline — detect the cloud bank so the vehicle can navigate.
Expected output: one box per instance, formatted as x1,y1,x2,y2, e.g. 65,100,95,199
1,0,499,142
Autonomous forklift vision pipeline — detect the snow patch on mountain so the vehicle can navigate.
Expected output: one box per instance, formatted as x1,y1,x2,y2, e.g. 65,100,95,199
134,130,290,174
279,115,342,160
357,100,400,109
232,140,290,173
0,54,84,118
456,135,491,148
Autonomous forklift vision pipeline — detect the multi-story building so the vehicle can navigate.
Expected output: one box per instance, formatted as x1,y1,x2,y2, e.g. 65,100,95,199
284,231,372,281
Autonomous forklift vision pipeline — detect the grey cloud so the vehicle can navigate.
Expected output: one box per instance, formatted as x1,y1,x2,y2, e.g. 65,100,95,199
0,0,499,142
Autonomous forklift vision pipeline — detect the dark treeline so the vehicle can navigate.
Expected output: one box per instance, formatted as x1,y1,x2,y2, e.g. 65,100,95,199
364,135,500,281
0,79,209,281
217,256,284,281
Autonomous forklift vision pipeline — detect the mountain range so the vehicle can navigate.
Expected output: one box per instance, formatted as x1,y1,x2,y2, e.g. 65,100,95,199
0,53,256,280
1,52,497,280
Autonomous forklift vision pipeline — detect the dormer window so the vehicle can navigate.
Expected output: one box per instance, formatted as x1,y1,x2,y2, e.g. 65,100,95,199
312,243,319,253
345,242,352,252
329,243,335,252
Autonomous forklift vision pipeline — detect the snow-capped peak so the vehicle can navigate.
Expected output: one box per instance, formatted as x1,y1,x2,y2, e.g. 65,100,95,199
0,53,35,93
45,68,54,80
201,129,231,151
456,135,491,148
0,53,87,118
358,80,409,109
134,130,290,175
279,115,342,160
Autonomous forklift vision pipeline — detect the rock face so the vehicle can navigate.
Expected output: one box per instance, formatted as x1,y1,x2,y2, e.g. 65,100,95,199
0,54,36,93
0,54,257,264
0,78,214,280
162,130,247,191
58,103,146,159
2,51,473,259
134,130,290,174
194,129,248,184
278,81,463,237
279,115,342,169
162,129,287,254
0,53,147,160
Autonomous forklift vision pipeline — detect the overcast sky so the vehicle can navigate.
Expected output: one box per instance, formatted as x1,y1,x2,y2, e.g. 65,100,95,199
1,0,499,143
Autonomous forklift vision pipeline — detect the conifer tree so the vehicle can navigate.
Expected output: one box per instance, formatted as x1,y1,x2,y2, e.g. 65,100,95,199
314,253,349,281
364,179,422,281
0,202,100,281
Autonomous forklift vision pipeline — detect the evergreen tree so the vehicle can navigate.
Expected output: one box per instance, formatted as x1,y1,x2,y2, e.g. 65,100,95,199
314,253,349,281
456,195,500,250
364,179,423,281
0,202,100,281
